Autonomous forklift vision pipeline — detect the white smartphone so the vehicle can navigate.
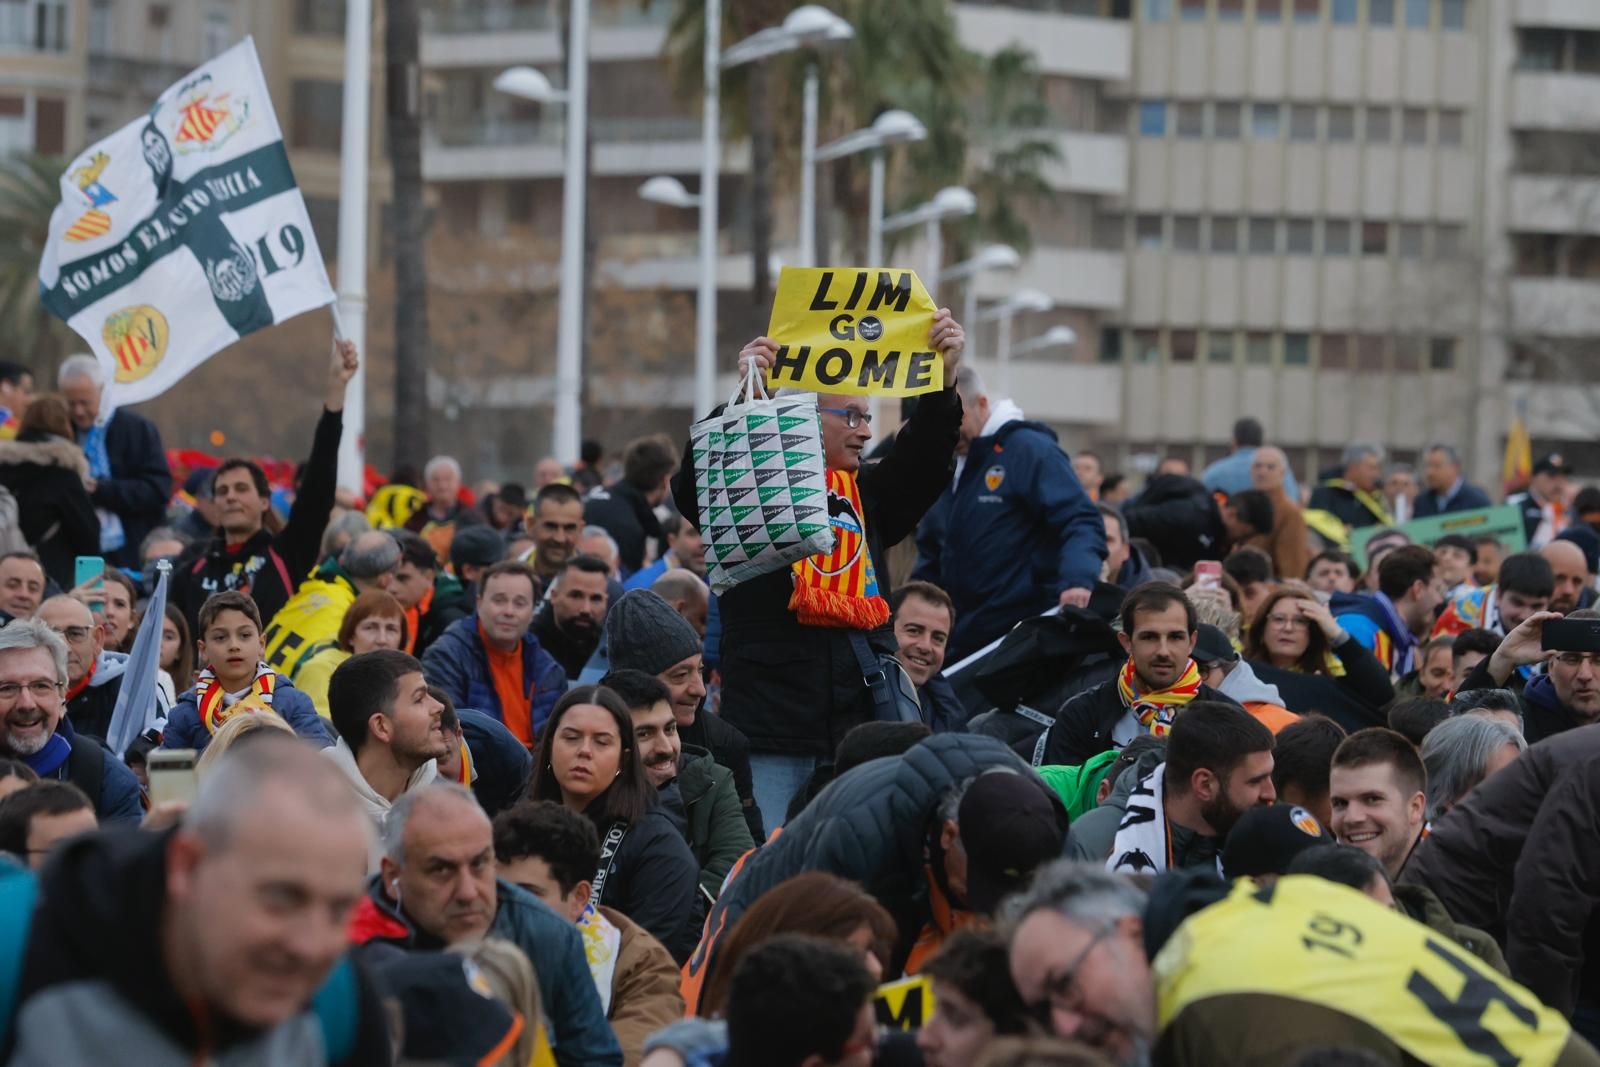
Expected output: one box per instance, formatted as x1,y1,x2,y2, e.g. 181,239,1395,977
147,749,199,809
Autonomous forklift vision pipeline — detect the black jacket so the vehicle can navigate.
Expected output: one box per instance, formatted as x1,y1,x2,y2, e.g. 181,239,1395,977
1307,478,1389,530
79,407,172,569
11,828,390,1064
530,600,601,680
1122,474,1228,572
679,706,762,842
583,481,664,576
584,792,703,965
1401,726,1600,1017
458,708,532,817
413,573,473,659
172,408,342,633
0,435,98,590
688,734,1059,1004
1460,658,1585,744
671,387,963,756
1032,676,1241,767
1245,634,1396,734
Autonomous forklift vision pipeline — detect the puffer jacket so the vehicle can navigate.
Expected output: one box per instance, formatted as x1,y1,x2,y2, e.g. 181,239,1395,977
670,388,963,757
1401,726,1600,1017
582,789,703,965
420,614,567,745
668,744,754,899
0,434,98,590
685,734,1059,1005
457,707,534,816
1123,474,1228,572
161,672,331,753
66,650,173,744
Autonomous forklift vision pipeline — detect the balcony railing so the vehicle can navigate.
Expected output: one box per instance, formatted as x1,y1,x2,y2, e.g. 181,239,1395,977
423,0,673,34
428,114,701,148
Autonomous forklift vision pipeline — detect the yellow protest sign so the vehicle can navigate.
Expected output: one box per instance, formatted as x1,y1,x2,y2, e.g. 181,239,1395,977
766,267,942,397
873,974,936,1030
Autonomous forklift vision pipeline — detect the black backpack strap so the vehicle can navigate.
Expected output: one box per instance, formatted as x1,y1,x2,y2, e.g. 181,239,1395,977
64,739,105,811
591,821,629,906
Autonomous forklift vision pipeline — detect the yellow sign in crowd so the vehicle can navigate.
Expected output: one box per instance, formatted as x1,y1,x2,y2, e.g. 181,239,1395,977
766,268,942,397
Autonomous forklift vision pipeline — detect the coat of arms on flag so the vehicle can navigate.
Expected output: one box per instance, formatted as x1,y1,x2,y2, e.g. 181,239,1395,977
37,37,333,412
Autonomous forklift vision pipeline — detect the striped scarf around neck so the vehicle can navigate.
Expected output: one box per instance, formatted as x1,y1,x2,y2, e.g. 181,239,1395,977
1117,658,1202,738
195,661,277,734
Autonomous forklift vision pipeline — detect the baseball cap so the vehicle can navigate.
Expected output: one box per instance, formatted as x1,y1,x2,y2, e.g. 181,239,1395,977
375,952,523,1067
958,771,1067,915
451,525,508,571
1220,804,1334,879
1534,453,1574,477
1193,624,1239,666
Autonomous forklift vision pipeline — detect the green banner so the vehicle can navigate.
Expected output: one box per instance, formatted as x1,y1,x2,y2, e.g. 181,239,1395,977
1348,505,1527,569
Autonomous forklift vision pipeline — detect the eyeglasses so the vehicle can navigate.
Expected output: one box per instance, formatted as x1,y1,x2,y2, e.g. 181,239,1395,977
49,625,94,643
1027,921,1115,1025
818,407,872,429
1554,652,1600,669
0,680,64,702
1265,614,1309,630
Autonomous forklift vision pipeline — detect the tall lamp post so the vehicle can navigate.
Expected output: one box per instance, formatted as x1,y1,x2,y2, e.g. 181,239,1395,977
494,4,588,464
881,186,978,301
940,243,1020,345
977,288,1053,394
815,109,926,266
334,0,371,495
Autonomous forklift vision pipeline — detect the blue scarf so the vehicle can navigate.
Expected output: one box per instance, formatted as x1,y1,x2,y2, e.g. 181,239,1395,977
21,732,72,779
81,422,126,552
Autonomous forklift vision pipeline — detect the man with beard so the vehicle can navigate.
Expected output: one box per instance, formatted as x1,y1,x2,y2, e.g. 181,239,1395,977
520,483,585,590
603,668,752,899
1066,700,1276,873
532,555,610,678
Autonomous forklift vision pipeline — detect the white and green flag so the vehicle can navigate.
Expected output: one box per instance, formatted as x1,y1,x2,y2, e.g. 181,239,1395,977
38,37,334,408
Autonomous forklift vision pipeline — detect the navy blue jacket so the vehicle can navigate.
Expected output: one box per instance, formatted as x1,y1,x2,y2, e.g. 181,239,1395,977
420,614,567,743
1414,480,1493,518
457,707,533,816
914,420,1105,660
80,408,172,570
162,674,332,753
36,718,143,824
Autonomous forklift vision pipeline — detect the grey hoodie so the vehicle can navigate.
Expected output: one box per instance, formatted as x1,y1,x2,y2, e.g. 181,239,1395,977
1216,658,1285,707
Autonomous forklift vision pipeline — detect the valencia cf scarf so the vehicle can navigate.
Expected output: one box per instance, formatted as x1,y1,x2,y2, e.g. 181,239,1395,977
1117,658,1202,738
195,661,277,734
789,469,890,630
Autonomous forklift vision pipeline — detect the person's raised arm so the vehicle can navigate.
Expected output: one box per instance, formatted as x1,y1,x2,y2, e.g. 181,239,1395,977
281,338,359,576
1487,611,1562,686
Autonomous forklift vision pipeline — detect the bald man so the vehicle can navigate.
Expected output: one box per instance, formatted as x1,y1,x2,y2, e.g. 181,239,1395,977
1542,539,1593,615
1248,446,1311,582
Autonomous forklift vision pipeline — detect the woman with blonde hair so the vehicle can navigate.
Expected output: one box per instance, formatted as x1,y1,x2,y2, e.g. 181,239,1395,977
194,708,296,779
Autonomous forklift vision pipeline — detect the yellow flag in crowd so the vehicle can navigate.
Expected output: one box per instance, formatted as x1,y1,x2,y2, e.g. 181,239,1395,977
766,268,942,397
1503,407,1532,494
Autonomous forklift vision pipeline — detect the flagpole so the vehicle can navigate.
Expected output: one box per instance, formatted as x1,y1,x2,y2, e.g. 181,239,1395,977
334,0,371,497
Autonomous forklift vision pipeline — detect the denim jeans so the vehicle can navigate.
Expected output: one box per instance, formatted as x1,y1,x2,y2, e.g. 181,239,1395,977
748,753,818,831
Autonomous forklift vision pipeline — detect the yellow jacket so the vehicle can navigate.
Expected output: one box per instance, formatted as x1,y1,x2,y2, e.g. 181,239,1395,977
294,646,350,718
263,565,358,682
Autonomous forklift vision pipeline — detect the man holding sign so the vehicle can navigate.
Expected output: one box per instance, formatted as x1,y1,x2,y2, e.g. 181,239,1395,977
670,275,964,829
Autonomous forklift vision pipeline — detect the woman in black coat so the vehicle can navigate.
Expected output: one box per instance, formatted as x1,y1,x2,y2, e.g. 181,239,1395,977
1243,585,1395,732
529,684,703,963
0,394,100,590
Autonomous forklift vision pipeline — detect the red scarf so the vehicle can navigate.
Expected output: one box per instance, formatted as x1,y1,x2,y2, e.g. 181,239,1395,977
65,657,96,703
194,661,277,734
788,469,889,630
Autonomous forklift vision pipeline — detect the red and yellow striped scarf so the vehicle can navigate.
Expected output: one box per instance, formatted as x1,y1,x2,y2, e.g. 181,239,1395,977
789,469,890,630
1116,658,1202,738
195,661,277,734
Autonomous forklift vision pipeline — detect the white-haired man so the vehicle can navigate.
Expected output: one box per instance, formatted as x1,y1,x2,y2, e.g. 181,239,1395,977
404,454,485,564
58,354,172,569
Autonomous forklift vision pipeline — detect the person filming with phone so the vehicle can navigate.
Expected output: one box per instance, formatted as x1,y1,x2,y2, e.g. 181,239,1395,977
1458,608,1600,743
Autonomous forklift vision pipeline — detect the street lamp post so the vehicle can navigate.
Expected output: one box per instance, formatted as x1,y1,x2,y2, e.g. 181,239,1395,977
977,288,1053,394
493,5,587,465
940,243,1020,346
815,109,926,267
1011,324,1078,357
881,186,977,301
334,0,371,496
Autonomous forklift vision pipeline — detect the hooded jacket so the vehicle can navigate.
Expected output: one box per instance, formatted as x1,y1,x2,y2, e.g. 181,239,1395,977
670,387,963,757
662,743,755,900
583,481,664,577
420,613,567,745
323,738,439,871
685,734,1055,1005
161,672,331,753
1401,726,1600,1017
1065,749,1223,872
262,558,363,681
171,408,341,634
678,706,762,842
348,875,623,1067
9,829,390,1066
1308,477,1391,531
1455,657,1580,744
913,408,1106,660
0,434,99,590
1122,474,1229,572
66,649,173,744
1031,674,1242,768
1215,659,1300,734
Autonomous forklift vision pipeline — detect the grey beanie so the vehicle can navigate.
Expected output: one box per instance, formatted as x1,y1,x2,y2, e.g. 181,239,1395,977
605,589,703,676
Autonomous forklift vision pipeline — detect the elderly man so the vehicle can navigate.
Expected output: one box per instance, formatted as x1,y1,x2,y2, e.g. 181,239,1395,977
404,455,484,564
5,735,393,1064
57,354,172,569
1309,443,1391,531
673,312,967,829
1247,445,1311,582
348,782,623,1066
37,595,141,745
1202,417,1301,500
1415,444,1492,517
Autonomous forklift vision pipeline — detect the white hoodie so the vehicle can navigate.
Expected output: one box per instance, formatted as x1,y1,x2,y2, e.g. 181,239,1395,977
953,398,1025,485
324,737,438,872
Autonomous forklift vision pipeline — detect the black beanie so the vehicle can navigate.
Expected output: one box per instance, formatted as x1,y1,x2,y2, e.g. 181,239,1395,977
605,589,703,675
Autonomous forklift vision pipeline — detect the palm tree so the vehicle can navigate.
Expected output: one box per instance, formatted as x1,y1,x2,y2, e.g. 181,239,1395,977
0,153,76,368
386,0,433,470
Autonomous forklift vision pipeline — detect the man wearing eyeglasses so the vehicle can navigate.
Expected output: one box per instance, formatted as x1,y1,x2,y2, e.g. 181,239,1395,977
1460,608,1600,744
36,594,162,747
0,617,143,823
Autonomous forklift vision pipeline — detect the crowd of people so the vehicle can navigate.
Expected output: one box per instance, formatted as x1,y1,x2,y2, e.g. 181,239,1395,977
2,313,1599,1067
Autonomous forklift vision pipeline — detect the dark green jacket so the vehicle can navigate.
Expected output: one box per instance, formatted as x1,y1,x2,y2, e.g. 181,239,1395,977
674,745,754,899
1392,881,1509,976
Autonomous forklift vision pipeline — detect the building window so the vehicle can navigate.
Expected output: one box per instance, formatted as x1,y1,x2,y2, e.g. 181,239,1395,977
1136,214,1166,248
1094,212,1126,251
1434,224,1463,257
2,0,70,50
294,0,346,35
1287,218,1315,253
1249,216,1279,253
1324,220,1353,254
1246,333,1274,364
1171,330,1199,362
203,6,231,58
1139,100,1169,137
1294,0,1321,21
1327,106,1355,142
1437,110,1464,146
1362,221,1390,255
1404,0,1429,27
1219,0,1246,20
1321,334,1350,369
1133,331,1162,364
1430,337,1457,370
1177,102,1205,138
88,0,111,53
1284,333,1311,365
1207,332,1237,363
1331,0,1356,23
148,3,168,28
1402,107,1428,145
1257,0,1283,20
1365,107,1392,143
1180,0,1207,20
1213,102,1242,139
1358,335,1386,372
1370,0,1395,25
1144,0,1174,19
1440,0,1463,30
1289,104,1319,141
1397,223,1425,257
1252,102,1282,139
1212,216,1240,253
1518,28,1564,71
1100,328,1123,364
291,80,344,152
1174,216,1202,252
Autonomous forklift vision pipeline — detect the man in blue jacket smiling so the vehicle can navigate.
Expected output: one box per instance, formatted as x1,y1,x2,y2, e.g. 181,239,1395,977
914,366,1106,660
